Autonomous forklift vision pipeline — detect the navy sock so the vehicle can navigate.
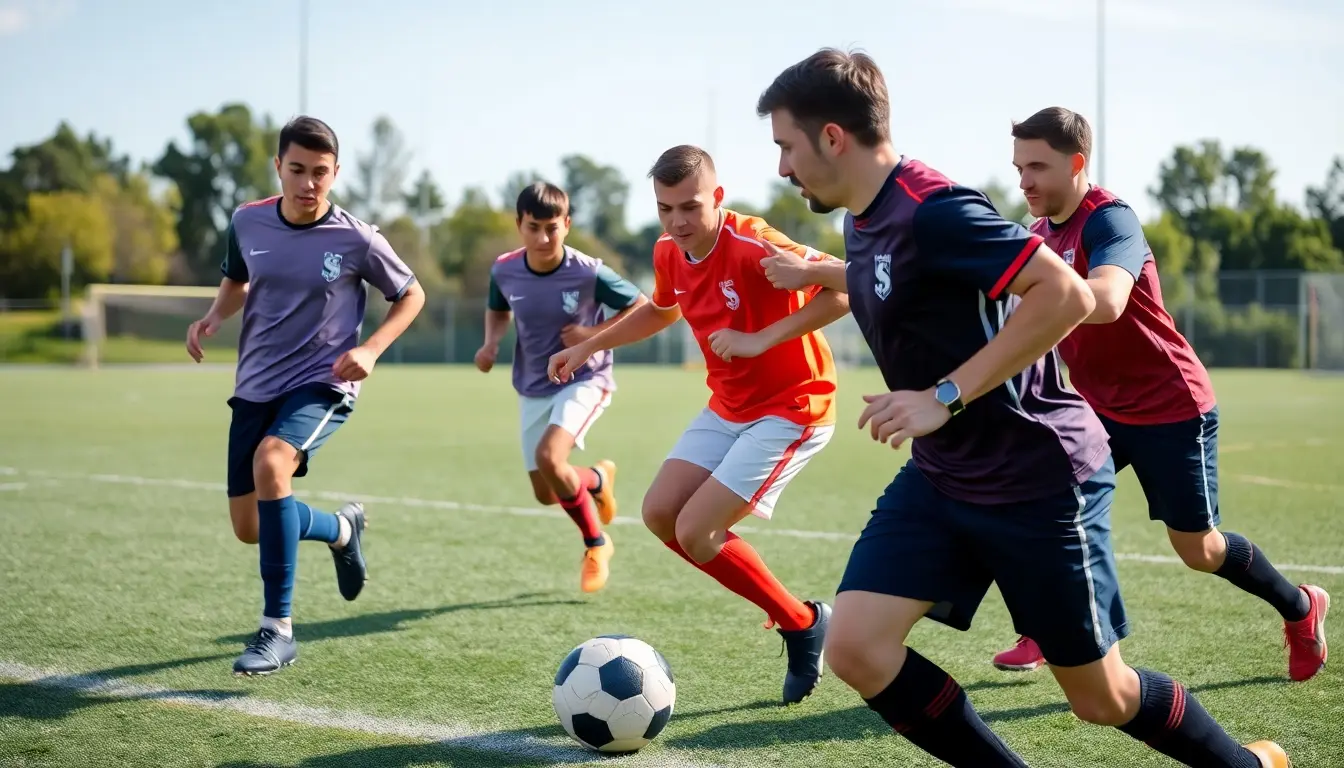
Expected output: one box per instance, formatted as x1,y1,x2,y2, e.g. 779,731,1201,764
295,499,341,544
257,496,300,620
1116,668,1260,767
1216,532,1309,621
864,648,1028,767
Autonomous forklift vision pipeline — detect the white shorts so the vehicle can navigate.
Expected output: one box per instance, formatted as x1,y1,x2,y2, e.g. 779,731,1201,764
519,379,612,472
666,408,833,520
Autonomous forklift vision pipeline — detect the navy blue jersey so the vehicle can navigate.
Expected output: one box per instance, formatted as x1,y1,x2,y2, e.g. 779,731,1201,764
844,158,1111,504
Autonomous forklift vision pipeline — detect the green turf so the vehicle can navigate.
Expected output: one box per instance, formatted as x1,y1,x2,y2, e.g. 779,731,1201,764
1,365,1341,767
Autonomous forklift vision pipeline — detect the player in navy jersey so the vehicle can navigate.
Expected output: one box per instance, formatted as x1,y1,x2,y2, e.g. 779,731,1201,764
988,107,1327,684
185,116,425,676
476,181,645,593
754,49,1288,768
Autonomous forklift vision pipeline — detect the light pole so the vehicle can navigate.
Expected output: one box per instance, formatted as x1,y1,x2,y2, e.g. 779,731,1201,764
299,0,309,114
1096,0,1106,186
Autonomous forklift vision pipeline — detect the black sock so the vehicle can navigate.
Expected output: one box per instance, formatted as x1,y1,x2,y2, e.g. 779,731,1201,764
1215,532,1309,621
864,648,1027,768
589,467,603,494
1117,668,1259,767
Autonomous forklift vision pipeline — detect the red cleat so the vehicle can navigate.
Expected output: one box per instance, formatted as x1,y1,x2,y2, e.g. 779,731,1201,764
992,635,1045,672
1285,584,1329,682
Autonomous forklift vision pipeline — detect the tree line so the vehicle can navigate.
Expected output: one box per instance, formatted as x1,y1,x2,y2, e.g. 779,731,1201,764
1,103,1341,304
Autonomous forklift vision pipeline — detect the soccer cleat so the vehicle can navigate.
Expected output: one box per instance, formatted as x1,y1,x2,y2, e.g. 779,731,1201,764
330,502,368,601
1285,584,1329,682
580,534,614,593
232,627,298,676
592,460,618,526
992,636,1046,672
777,601,831,705
1243,740,1291,767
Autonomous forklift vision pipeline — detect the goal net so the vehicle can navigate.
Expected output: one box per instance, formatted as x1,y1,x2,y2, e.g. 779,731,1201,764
1303,273,1344,371
81,284,228,367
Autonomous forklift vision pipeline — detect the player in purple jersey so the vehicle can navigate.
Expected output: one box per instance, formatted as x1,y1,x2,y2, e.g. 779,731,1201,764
185,116,424,677
754,49,1287,767
475,182,645,593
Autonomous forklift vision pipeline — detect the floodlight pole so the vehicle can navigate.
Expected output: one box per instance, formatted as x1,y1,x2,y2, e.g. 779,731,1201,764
1096,0,1106,186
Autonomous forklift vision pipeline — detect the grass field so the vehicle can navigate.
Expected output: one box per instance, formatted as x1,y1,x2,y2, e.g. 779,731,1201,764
2,365,1342,768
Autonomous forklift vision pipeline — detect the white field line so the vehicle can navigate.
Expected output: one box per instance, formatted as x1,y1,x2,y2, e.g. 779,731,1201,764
0,482,26,492
4,466,1343,576
0,660,717,768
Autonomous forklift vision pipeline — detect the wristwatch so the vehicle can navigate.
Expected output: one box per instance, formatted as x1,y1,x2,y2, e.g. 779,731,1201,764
933,378,965,416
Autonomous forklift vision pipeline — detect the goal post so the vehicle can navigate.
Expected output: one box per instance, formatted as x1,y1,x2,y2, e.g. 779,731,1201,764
81,283,227,368
1302,273,1344,372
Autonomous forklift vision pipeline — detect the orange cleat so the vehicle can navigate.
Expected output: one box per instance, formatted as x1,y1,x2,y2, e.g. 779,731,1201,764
1243,740,1291,767
592,460,618,526
992,636,1046,672
1285,584,1329,682
581,534,614,593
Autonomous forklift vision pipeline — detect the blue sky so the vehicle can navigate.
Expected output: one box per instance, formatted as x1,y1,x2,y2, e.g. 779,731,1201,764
1,0,1340,231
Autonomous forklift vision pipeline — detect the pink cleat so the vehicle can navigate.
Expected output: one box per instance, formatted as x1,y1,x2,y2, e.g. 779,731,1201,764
992,636,1045,672
1285,584,1329,682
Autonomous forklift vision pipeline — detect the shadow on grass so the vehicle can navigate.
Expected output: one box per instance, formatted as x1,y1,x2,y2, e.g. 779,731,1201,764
214,592,586,645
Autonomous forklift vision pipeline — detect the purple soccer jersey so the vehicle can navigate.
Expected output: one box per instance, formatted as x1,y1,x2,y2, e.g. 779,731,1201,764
843,158,1111,504
488,246,642,398
221,197,417,402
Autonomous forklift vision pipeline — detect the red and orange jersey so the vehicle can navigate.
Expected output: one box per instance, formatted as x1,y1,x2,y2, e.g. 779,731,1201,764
651,209,839,427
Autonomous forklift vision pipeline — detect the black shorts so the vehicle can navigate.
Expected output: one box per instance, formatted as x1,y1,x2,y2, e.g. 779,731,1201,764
226,383,354,497
1100,406,1220,533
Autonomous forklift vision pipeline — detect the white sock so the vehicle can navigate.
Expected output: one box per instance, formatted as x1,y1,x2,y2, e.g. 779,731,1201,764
260,616,293,638
331,515,352,549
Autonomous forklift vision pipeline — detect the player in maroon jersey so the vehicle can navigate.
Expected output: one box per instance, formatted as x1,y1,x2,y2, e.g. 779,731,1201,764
992,106,1328,686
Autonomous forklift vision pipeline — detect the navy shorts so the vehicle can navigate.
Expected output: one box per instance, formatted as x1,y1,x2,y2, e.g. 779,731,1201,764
1099,406,1219,533
226,383,355,497
837,457,1129,668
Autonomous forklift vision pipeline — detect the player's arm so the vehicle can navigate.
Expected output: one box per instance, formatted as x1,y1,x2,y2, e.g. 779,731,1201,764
187,222,248,362
476,275,512,372
1079,204,1147,324
758,227,849,293
583,264,650,335
920,189,1092,405
333,232,424,381
549,256,680,382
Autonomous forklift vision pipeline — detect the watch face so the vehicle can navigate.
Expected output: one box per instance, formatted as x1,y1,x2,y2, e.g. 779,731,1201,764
935,381,959,405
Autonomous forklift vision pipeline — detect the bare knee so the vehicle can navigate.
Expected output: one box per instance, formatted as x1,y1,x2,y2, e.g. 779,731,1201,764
252,437,298,498
1067,692,1134,726
673,514,721,564
641,494,679,543
1053,650,1142,727
534,443,563,479
1168,528,1224,573
826,631,905,694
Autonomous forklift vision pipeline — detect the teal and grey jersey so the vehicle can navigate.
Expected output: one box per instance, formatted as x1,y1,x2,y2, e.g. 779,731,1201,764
222,196,417,403
488,247,642,398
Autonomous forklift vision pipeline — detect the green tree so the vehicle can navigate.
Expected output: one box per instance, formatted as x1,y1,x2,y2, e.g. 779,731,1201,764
1306,156,1344,250
0,123,130,227
982,179,1031,225
379,215,449,295
344,116,411,224
403,169,447,224
97,173,180,285
430,186,516,291
0,189,115,298
498,169,548,210
153,104,279,282
561,154,629,244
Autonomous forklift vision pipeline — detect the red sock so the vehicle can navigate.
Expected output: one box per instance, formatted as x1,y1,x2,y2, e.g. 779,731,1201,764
667,533,814,631
574,466,600,492
559,488,603,547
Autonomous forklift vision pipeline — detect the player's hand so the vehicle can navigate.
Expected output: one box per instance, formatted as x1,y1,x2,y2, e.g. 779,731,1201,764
707,328,768,362
856,389,951,450
186,313,222,363
332,344,379,382
474,343,498,373
760,241,814,291
559,324,594,348
548,343,594,384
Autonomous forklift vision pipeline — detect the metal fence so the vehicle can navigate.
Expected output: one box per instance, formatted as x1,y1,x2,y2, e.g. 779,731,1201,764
2,270,1341,370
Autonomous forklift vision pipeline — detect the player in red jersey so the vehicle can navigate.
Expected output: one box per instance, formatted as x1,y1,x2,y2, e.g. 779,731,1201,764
548,144,851,705
990,107,1327,689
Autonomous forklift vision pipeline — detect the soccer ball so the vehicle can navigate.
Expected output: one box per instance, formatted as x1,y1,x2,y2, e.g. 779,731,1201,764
551,634,676,753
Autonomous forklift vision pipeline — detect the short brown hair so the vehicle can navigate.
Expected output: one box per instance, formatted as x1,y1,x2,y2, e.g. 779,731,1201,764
515,181,569,220
1011,107,1092,160
648,145,716,187
756,48,890,147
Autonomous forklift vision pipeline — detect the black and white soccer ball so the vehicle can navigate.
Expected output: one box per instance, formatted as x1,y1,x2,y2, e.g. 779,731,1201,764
552,634,676,753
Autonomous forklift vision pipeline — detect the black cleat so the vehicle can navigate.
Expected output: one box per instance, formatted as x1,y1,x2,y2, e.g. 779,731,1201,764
330,502,367,601
778,600,831,705
232,627,298,676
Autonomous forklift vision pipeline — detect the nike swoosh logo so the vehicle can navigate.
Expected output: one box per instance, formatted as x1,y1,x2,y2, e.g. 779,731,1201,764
250,249,269,256
673,289,687,295
509,295,524,301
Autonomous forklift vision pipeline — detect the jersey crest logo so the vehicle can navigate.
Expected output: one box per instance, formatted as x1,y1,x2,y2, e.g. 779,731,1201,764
719,279,740,310
874,254,892,300
1061,248,1075,265
561,290,580,315
321,252,343,282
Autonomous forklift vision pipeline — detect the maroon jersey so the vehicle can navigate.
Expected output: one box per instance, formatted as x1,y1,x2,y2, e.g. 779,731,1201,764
1031,186,1216,425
